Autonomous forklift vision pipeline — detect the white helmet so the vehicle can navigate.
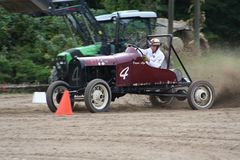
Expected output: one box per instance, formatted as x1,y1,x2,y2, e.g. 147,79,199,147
150,38,161,46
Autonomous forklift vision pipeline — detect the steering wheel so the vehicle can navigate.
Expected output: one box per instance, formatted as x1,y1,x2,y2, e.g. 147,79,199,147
126,43,149,64
127,44,144,57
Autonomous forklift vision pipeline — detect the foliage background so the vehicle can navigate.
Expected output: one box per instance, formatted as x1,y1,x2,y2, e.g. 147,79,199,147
0,0,239,84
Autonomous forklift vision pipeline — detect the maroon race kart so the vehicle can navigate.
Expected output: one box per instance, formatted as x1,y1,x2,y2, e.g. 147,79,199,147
46,34,215,113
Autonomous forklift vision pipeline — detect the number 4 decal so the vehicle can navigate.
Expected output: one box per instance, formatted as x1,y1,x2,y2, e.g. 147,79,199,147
120,67,129,80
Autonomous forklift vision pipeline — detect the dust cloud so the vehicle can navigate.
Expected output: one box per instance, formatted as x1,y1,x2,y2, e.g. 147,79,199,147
214,66,240,106
185,50,240,107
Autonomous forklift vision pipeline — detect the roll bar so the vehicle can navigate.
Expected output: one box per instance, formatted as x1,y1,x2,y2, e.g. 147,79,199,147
147,34,192,82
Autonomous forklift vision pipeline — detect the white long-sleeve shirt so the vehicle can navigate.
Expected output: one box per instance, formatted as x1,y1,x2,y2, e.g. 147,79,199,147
138,48,166,68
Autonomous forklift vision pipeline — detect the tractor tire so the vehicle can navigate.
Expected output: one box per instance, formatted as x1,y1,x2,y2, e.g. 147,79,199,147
187,80,215,110
84,79,112,113
46,81,74,112
48,67,59,84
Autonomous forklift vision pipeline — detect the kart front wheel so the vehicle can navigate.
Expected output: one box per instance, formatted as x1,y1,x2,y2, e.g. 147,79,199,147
84,79,112,113
46,81,74,112
187,80,215,110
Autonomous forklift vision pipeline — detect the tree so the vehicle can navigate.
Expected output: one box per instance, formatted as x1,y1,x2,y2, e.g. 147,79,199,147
0,7,77,84
203,0,240,43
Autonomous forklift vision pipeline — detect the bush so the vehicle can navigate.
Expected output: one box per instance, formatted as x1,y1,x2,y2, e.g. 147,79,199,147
0,7,77,84
0,55,12,83
13,59,50,84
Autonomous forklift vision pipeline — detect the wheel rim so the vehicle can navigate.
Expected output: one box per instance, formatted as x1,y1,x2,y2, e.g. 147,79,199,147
192,85,213,108
52,86,67,108
90,84,109,110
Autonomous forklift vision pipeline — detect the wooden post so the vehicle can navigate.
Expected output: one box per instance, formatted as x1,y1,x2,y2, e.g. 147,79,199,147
194,0,200,53
168,0,174,34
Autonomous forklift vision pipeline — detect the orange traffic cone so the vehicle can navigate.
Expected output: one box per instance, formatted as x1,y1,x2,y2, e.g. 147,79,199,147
55,90,73,116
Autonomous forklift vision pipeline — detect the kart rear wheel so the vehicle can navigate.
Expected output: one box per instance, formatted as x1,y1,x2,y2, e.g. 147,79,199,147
84,79,112,113
149,95,174,107
187,80,215,110
46,81,74,112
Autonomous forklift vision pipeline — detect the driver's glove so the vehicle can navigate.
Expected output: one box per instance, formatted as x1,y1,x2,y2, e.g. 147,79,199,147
142,55,149,62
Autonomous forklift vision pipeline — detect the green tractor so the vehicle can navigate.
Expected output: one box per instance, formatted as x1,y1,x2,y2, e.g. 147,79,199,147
0,0,157,83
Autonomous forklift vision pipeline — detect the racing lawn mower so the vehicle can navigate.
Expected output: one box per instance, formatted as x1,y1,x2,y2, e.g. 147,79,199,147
0,0,157,82
45,34,215,113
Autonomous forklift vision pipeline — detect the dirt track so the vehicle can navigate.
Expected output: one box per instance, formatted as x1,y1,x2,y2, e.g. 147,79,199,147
0,93,240,160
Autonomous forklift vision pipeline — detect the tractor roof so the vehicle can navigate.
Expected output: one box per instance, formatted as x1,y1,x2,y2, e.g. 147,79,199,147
96,10,157,22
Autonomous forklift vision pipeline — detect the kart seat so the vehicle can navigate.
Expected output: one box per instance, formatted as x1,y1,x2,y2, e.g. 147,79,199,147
160,59,168,69
170,68,183,82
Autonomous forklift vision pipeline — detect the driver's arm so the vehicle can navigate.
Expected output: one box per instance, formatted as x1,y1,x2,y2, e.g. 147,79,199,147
136,48,148,56
147,50,165,68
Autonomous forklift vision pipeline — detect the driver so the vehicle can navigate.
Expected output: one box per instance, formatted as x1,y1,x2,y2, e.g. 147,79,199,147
138,38,166,68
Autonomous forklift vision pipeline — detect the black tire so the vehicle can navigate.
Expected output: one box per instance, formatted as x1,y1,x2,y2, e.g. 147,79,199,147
187,80,215,110
84,79,112,113
48,67,59,84
46,81,73,112
149,95,174,107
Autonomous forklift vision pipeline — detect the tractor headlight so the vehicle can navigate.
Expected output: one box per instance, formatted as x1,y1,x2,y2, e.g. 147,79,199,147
56,62,61,69
56,56,66,69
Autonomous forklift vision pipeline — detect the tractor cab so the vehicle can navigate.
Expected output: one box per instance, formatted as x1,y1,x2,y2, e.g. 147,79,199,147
96,10,157,53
